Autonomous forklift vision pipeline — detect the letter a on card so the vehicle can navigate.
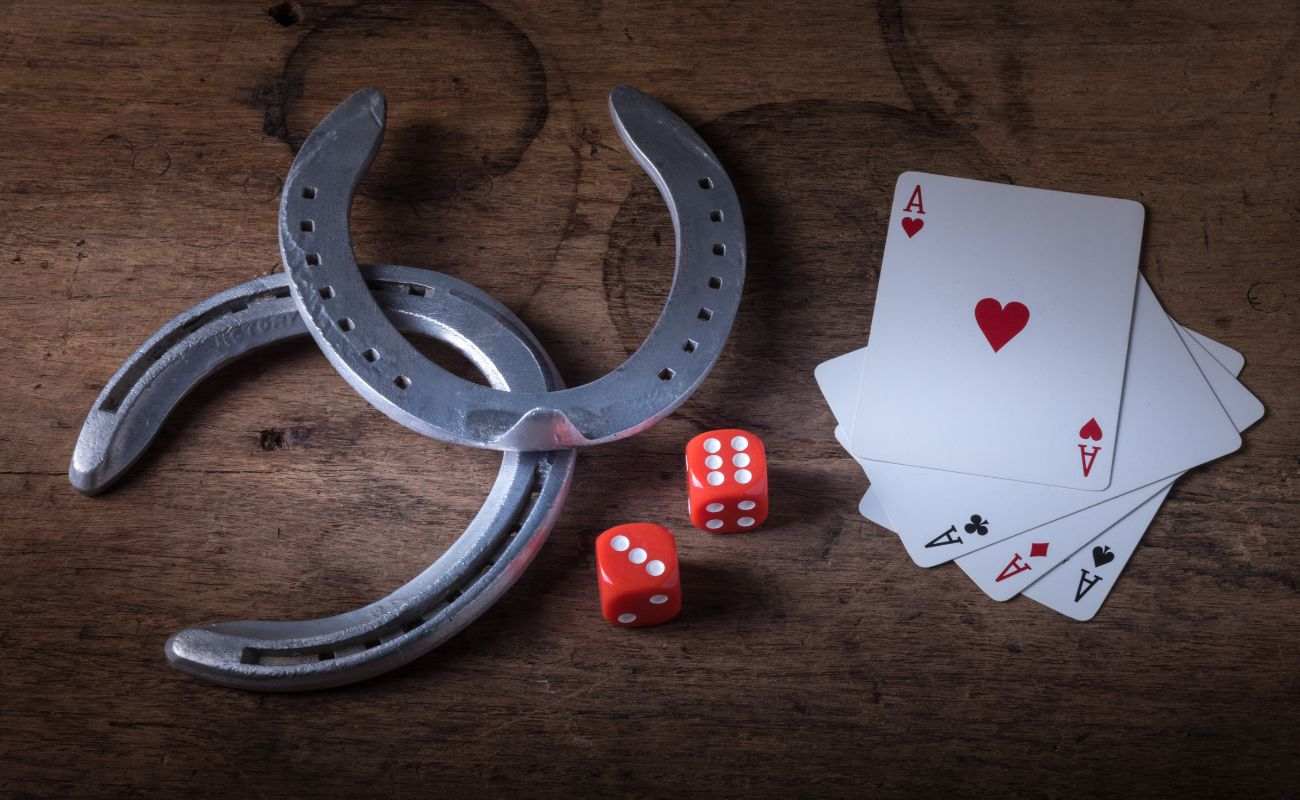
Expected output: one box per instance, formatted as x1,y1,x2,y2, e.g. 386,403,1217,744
903,184,925,214
995,553,1032,583
924,525,963,549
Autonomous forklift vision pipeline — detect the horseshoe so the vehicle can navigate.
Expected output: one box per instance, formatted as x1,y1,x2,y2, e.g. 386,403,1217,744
279,86,746,451
70,266,576,691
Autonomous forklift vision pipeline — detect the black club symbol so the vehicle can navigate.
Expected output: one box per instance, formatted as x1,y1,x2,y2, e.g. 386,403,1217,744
963,515,990,536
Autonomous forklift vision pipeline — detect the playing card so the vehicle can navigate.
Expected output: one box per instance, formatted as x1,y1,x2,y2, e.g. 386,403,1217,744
844,173,1144,490
843,326,1263,613
817,277,1242,568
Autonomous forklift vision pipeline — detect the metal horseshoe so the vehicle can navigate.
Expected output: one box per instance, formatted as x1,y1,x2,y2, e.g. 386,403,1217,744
279,86,746,451
71,266,576,690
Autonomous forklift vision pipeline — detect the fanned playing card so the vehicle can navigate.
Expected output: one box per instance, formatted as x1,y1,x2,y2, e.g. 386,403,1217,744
844,172,1145,490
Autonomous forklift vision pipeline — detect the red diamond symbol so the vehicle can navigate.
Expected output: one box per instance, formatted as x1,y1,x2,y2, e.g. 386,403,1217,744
1029,542,1049,558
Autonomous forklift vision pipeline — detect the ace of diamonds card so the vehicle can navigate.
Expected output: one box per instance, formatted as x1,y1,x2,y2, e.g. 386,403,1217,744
845,172,1145,490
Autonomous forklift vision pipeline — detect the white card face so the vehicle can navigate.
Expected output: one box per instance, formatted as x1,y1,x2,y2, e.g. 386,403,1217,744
818,278,1243,568
845,172,1145,490
836,325,1264,614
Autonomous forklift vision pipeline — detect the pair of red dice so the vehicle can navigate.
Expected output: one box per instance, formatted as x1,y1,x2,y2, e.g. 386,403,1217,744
595,429,768,627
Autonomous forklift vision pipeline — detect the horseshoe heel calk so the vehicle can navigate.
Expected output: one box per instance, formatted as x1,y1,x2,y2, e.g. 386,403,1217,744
69,418,117,495
165,628,246,680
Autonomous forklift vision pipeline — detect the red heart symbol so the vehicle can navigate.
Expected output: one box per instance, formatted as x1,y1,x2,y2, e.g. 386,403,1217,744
1079,417,1103,441
901,217,924,238
973,298,1030,352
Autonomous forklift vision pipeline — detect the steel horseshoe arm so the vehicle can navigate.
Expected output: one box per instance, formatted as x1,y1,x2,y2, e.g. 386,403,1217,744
69,266,563,495
70,266,576,691
279,86,746,451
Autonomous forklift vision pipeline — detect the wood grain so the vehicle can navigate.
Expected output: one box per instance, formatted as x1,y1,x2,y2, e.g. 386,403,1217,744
2,1,1298,797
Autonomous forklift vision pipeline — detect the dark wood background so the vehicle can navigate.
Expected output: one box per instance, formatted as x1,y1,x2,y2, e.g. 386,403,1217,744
2,1,1298,797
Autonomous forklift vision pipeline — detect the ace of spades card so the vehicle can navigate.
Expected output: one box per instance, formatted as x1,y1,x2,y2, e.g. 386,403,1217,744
844,172,1145,491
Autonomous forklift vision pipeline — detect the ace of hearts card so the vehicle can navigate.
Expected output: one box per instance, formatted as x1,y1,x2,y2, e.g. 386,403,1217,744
845,172,1145,491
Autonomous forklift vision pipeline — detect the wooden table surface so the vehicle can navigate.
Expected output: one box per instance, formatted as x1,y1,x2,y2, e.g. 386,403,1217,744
3,1,1298,796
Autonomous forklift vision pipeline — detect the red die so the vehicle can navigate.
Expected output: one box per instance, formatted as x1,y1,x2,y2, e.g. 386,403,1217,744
685,428,769,533
595,523,682,627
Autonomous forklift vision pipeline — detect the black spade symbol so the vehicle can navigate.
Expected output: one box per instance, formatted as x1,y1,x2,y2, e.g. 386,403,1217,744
1092,546,1115,567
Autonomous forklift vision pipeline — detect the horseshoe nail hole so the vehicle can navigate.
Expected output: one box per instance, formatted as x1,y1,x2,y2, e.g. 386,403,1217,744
318,286,335,300
272,287,291,299
708,276,723,289
394,375,412,390
698,177,714,190
710,209,724,222
698,308,713,322
300,220,314,233
408,285,427,297
712,243,726,256
337,318,354,332
317,651,334,661
305,253,321,266
658,368,675,381
301,186,317,199
683,339,698,353
362,348,380,363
